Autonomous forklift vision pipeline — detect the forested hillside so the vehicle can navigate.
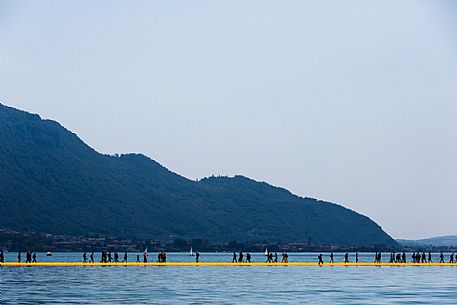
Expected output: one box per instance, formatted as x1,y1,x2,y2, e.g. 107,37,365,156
0,104,398,247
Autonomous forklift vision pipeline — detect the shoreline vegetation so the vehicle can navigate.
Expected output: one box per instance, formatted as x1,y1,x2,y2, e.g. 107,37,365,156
1,228,455,253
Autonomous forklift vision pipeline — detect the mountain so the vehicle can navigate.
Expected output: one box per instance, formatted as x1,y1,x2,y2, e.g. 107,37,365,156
397,236,457,247
0,103,398,247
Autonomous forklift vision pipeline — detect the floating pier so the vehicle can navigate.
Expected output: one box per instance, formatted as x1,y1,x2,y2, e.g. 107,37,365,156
1,262,457,267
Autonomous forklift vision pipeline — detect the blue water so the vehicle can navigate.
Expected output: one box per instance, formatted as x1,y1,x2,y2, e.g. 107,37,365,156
1,252,456,304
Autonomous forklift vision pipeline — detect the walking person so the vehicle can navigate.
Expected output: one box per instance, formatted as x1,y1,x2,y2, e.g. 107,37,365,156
17,251,21,263
32,253,37,263
375,252,381,263
355,252,359,264
232,251,237,263
246,252,251,263
344,253,349,263
330,252,334,263
0,250,4,263
428,252,432,263
90,252,94,263
123,251,128,263
195,252,200,263
83,252,87,263
318,254,323,266
239,251,243,263
440,252,445,263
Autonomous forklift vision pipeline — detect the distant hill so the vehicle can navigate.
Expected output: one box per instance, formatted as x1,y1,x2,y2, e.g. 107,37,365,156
397,236,457,247
0,104,398,247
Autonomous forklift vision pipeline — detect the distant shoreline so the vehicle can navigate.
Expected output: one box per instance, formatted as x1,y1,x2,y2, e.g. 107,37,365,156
2,229,456,253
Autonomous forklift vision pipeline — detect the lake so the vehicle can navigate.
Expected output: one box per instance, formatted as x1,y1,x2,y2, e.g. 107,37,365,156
1,252,456,304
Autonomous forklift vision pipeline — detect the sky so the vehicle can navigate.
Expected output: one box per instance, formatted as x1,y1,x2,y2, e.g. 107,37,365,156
1,0,456,240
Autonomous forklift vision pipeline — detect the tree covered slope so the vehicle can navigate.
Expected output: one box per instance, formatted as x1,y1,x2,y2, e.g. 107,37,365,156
0,104,397,247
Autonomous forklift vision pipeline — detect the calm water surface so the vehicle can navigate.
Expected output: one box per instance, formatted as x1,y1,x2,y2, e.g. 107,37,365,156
1,252,456,304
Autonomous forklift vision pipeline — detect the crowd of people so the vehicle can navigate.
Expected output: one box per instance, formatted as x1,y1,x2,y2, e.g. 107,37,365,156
1,250,456,264
317,251,457,265
230,251,288,263
157,251,167,262
320,252,359,265
384,251,455,264
264,252,289,263
8,251,38,263
97,251,126,263
232,251,252,263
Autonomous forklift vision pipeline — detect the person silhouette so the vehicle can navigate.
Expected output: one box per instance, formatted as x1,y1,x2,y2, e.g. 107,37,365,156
246,252,251,263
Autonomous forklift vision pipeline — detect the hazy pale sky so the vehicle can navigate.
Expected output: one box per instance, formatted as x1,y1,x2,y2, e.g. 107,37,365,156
1,0,456,239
